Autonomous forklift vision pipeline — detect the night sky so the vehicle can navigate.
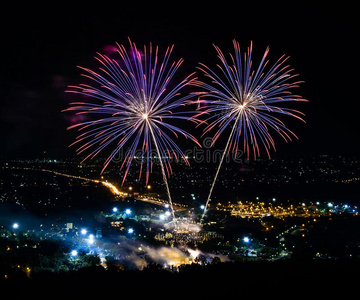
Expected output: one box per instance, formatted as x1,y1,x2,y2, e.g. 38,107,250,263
1,1,359,158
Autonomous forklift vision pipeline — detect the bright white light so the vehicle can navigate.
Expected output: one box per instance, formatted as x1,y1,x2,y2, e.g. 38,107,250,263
112,207,118,212
71,250,78,257
80,229,87,235
164,204,170,208
87,236,95,244
238,103,246,110
188,248,200,259
142,113,148,120
165,211,171,217
12,223,19,229
243,237,250,243
200,205,205,210
328,202,333,208
160,214,166,220
128,228,134,234
125,209,131,215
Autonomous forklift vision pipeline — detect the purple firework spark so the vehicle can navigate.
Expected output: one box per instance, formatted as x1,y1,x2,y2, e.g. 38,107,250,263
195,40,307,219
63,39,200,218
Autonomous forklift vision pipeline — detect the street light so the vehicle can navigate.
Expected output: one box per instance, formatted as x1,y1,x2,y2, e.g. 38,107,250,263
243,237,250,243
12,223,19,229
71,250,78,257
88,234,95,244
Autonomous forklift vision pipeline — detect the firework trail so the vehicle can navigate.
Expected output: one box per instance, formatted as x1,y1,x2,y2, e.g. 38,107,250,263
196,40,307,220
63,38,200,220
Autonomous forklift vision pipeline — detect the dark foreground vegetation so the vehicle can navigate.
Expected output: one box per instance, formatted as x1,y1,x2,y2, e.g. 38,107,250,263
1,258,359,296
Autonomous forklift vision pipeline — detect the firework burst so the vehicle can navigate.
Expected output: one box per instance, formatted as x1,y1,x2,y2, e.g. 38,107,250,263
195,40,307,219
63,39,200,219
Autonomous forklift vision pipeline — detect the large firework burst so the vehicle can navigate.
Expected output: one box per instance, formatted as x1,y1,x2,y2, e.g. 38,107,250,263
196,40,307,219
64,39,200,219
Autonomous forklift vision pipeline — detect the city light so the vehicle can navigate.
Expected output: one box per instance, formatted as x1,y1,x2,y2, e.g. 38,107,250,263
88,234,95,244
3,157,360,276
101,181,123,196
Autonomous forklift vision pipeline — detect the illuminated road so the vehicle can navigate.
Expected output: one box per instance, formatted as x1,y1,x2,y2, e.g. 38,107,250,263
137,195,187,211
39,168,186,211
40,168,128,197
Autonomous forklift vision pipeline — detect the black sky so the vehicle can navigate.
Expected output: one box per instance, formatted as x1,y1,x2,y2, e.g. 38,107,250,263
1,1,359,158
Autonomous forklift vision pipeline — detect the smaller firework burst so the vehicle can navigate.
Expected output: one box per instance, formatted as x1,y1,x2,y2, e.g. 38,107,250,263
194,40,307,219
